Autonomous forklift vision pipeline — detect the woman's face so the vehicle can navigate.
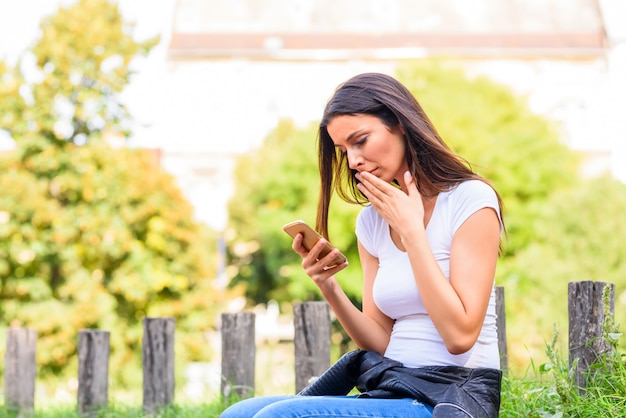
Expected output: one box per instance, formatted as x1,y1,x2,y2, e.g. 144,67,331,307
326,114,408,186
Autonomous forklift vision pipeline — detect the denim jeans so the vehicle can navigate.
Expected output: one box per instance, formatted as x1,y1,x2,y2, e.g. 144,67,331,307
220,395,434,417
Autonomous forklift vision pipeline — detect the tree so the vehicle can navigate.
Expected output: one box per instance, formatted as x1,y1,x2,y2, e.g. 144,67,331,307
226,60,626,372
0,0,230,387
395,62,581,256
226,60,580,306
497,175,626,366
3,0,152,146
226,120,363,306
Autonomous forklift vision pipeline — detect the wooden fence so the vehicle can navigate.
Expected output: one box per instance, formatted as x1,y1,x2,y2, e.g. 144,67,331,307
2,281,616,415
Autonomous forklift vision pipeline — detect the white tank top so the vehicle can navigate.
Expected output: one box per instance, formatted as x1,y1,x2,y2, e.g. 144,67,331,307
355,180,502,369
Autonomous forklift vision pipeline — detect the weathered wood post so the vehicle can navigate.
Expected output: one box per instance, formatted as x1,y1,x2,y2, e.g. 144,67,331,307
293,301,331,393
568,280,614,391
495,286,508,372
5,327,37,415
221,312,256,399
142,317,176,414
77,329,110,416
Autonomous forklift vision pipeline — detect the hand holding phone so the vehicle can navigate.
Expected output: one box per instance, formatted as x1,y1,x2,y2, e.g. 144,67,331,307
283,220,347,267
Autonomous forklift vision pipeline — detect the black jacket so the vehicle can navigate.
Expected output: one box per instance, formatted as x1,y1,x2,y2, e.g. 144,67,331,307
298,350,502,417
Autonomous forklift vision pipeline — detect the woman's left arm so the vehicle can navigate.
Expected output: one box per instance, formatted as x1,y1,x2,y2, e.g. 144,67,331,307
410,207,500,354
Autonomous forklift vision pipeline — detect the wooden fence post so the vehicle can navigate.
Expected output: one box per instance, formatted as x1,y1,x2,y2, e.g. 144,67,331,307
293,301,331,393
77,329,110,416
221,312,256,399
568,280,614,391
5,327,37,415
495,286,508,372
142,317,176,414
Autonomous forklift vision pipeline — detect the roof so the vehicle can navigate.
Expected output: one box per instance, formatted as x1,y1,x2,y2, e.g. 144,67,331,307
168,0,607,59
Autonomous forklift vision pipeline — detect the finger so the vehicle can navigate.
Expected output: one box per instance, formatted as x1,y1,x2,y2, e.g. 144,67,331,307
305,237,328,263
357,182,383,208
362,172,398,196
292,233,307,255
320,248,348,269
356,181,372,200
291,233,301,250
322,261,348,274
310,257,348,276
404,170,418,194
304,252,346,281
356,173,389,200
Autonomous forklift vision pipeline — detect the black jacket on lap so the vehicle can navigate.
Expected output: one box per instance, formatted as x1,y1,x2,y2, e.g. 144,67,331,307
298,350,502,417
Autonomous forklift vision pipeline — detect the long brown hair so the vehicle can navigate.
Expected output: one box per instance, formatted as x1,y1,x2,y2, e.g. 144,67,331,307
316,72,505,243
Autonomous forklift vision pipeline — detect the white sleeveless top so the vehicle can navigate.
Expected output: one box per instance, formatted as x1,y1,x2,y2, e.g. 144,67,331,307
355,180,502,369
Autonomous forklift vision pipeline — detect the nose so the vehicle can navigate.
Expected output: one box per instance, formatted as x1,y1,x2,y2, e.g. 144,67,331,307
346,150,363,170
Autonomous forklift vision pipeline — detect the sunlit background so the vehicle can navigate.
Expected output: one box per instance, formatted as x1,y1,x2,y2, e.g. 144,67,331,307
2,0,625,232
1,0,626,411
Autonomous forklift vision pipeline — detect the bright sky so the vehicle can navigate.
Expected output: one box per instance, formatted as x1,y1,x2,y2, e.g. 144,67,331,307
1,0,625,186
0,0,176,61
0,0,176,148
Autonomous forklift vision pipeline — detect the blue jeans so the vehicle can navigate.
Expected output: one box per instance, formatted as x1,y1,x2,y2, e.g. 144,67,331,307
220,395,434,417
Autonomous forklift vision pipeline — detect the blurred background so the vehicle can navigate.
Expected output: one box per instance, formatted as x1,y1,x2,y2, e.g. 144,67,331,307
1,0,625,406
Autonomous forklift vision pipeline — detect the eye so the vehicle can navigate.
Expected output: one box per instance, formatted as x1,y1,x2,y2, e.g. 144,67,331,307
355,136,368,145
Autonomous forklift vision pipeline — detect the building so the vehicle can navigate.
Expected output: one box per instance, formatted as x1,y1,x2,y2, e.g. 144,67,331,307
152,0,626,230
1,1,623,229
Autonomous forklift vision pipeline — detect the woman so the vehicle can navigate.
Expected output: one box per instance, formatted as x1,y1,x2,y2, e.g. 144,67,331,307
221,72,505,417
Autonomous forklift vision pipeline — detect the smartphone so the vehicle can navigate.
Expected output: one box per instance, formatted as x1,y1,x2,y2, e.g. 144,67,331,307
282,220,347,267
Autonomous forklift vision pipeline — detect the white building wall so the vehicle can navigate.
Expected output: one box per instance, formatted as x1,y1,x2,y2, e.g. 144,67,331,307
158,60,396,229
1,0,624,230
159,52,626,231
157,0,625,231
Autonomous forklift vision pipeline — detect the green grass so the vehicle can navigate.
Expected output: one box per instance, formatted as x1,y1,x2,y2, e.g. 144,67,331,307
6,350,626,418
499,286,626,417
499,351,626,417
6,296,626,418
0,401,231,417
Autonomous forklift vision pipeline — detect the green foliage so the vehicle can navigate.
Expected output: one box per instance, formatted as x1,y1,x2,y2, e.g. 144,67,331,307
396,61,581,256
0,0,228,388
226,60,585,357
226,119,362,304
500,292,626,417
2,0,157,145
226,59,626,375
400,63,626,371
500,175,626,368
397,61,626,371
